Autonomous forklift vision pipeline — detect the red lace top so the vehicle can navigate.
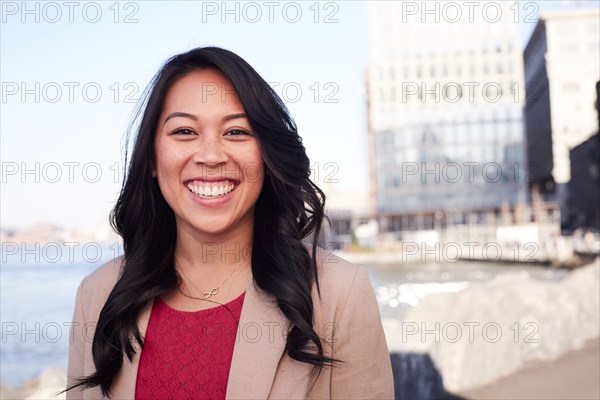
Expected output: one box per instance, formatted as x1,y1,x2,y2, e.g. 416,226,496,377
135,291,246,400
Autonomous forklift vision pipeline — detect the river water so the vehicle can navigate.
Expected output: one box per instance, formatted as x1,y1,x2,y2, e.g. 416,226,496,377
364,260,569,322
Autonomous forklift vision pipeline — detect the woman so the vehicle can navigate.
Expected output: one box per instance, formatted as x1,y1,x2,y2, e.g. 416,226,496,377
66,46,394,399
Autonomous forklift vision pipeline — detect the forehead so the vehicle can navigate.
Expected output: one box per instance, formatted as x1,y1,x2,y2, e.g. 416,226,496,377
162,68,242,113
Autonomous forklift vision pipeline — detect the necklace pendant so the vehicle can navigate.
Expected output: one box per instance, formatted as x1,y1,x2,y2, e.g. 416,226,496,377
203,288,218,299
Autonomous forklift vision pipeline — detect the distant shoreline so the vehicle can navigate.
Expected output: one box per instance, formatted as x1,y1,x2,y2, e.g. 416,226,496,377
339,249,597,269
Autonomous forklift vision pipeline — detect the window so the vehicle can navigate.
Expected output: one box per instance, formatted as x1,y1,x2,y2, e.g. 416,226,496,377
394,129,402,145
401,128,412,147
483,122,494,141
496,146,505,163
395,151,404,166
511,121,522,141
440,123,451,145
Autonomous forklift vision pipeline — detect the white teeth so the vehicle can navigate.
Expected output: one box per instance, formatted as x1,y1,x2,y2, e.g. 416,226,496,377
187,182,235,198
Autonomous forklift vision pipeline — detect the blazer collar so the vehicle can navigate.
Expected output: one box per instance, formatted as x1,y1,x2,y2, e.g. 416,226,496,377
111,275,288,400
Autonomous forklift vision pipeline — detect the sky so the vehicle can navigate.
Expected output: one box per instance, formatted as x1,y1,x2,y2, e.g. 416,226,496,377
1,0,597,230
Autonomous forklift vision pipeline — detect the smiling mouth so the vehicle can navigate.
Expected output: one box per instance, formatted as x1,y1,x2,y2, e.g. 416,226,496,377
186,180,237,198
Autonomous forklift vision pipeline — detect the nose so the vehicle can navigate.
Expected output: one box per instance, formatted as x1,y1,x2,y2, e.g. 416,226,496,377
192,134,228,168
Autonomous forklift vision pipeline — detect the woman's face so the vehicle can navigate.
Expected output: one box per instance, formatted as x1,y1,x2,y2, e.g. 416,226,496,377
153,68,264,237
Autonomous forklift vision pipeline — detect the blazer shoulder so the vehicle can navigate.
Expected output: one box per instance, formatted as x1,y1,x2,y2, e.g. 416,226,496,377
79,255,124,298
311,245,371,297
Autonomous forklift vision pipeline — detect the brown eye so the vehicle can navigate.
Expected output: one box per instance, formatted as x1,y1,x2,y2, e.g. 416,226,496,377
173,129,195,135
225,129,252,136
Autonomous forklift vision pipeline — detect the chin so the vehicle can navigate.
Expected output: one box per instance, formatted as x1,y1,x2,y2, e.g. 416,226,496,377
185,214,246,236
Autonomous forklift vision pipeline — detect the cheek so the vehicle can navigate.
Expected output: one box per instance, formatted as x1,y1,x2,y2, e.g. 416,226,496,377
155,139,179,170
154,147,184,189
240,147,265,187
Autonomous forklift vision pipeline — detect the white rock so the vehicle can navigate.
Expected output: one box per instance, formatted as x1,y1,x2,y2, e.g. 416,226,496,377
384,260,600,392
25,367,66,400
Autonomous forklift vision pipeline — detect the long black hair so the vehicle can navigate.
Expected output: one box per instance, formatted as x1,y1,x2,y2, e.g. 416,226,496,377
69,47,335,396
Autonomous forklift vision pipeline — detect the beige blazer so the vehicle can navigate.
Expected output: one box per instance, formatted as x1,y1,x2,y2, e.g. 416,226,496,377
66,251,394,399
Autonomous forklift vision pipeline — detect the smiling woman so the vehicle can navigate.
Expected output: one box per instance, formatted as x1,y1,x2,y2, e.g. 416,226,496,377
64,47,394,399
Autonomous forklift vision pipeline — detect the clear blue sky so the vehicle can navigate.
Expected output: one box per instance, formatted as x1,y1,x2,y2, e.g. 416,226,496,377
1,0,596,230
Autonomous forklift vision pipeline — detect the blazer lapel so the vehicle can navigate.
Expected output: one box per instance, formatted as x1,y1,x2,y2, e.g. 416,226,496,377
226,278,288,399
111,299,154,399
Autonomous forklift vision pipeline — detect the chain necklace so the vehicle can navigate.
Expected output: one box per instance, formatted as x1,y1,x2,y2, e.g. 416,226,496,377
176,259,245,300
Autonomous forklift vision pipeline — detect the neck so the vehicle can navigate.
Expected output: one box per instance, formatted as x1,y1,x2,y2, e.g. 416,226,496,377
174,218,254,272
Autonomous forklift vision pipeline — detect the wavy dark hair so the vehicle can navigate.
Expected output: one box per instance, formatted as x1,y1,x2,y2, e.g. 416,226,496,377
68,47,335,397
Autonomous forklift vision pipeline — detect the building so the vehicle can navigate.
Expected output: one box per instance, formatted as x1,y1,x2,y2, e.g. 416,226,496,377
365,1,526,239
568,81,600,232
524,8,600,228
569,133,600,231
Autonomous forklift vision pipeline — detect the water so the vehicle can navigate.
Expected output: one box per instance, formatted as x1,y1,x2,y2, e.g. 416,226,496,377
0,250,569,388
364,261,569,322
1,246,116,387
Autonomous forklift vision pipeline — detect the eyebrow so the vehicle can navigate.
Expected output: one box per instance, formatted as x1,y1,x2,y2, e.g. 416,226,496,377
163,112,247,125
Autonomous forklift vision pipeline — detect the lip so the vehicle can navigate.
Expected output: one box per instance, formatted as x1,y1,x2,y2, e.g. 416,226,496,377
185,180,238,207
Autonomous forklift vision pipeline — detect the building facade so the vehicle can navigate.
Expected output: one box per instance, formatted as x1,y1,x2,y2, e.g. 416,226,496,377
569,133,600,231
366,1,526,235
524,8,600,227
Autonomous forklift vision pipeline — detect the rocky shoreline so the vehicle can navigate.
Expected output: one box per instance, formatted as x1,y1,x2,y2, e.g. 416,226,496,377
1,367,66,400
383,260,600,393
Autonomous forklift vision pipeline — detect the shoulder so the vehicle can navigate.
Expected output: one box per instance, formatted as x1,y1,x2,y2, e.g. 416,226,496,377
313,246,369,290
308,245,375,309
78,255,124,302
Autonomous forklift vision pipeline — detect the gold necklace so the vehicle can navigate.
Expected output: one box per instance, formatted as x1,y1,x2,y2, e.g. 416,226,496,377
176,259,245,300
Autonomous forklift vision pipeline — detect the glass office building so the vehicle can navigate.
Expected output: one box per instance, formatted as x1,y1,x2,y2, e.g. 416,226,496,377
367,1,526,230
